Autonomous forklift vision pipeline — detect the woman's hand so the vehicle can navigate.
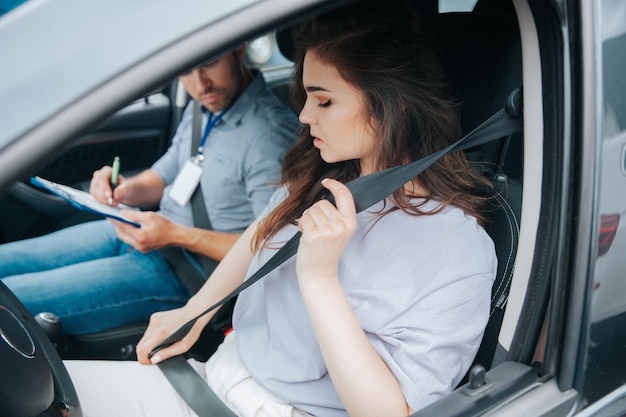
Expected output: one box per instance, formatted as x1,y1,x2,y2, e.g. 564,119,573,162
296,178,357,283
135,219,262,366
136,307,208,365
296,179,411,416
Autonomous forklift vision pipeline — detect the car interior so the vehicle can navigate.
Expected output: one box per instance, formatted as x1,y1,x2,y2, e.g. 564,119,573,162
1,0,548,415
2,0,525,371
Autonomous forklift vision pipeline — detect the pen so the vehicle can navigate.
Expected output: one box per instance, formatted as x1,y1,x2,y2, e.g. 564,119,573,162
108,156,120,205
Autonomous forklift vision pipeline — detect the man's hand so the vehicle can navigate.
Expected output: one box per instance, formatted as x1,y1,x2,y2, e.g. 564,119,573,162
111,210,175,253
91,167,165,208
90,165,130,206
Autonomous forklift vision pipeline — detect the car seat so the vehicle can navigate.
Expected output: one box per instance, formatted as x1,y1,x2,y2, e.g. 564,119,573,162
431,1,523,376
277,0,523,374
278,0,523,376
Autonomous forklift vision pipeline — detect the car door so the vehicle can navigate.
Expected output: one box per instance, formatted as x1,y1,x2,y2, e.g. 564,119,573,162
0,80,185,244
416,0,626,415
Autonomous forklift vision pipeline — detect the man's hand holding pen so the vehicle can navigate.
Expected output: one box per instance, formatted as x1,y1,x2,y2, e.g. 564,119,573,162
89,156,127,206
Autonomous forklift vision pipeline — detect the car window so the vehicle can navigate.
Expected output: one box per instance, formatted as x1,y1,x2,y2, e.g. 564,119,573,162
0,0,26,17
439,0,478,13
583,0,626,405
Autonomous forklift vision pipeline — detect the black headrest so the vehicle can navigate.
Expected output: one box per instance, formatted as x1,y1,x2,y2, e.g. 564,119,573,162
276,28,295,62
274,0,439,63
432,12,521,134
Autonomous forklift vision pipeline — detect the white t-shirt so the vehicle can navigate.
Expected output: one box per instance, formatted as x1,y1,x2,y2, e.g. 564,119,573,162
233,187,497,416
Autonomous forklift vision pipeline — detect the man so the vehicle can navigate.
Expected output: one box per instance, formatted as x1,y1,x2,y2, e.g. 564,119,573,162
0,46,299,335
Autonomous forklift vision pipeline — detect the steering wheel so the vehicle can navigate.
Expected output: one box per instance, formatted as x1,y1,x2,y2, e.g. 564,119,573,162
0,281,82,417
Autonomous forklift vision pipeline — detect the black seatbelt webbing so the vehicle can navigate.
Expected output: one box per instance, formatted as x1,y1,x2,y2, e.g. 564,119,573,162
158,102,237,417
159,355,237,417
189,102,214,233
155,89,523,417
188,103,220,281
159,102,218,294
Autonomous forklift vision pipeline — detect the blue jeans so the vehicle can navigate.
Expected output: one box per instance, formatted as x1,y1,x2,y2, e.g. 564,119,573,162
0,220,191,335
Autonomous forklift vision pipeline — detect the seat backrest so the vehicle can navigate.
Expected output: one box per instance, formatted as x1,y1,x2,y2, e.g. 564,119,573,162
475,179,521,372
432,9,523,180
431,4,523,375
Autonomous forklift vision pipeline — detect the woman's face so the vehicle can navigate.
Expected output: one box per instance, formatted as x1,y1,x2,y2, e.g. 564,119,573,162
299,51,378,175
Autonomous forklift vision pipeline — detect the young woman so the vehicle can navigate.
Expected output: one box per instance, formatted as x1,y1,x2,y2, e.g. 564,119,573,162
64,1,497,416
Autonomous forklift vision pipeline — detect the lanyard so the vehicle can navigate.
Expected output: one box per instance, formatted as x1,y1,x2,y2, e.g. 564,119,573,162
194,108,229,163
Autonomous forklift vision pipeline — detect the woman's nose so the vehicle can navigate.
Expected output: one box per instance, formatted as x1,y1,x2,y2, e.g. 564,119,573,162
299,102,316,125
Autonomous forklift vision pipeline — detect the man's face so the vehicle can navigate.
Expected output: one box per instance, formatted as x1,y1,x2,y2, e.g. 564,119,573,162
179,48,246,113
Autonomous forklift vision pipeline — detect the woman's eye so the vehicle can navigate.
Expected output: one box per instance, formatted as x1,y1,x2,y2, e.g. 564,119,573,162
318,99,332,108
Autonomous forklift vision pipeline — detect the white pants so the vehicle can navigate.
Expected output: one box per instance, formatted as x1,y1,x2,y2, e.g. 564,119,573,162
64,332,313,417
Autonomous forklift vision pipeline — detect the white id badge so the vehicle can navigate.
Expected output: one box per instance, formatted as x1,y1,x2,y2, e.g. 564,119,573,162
169,160,203,206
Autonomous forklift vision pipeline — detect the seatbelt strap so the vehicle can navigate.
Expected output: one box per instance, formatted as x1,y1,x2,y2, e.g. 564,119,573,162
189,102,214,234
155,88,523,417
159,355,237,417
152,88,523,355
159,102,218,294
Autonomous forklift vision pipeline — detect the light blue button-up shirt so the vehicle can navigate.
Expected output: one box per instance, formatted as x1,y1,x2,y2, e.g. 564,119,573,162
152,73,299,232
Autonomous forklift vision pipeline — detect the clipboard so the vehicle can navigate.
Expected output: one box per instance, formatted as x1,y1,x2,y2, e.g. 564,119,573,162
30,176,141,228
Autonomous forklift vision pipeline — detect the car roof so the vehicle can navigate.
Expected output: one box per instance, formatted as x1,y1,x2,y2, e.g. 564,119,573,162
0,0,335,191
0,0,259,149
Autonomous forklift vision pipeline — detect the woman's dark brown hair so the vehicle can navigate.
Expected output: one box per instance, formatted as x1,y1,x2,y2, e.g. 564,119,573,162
253,0,494,250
